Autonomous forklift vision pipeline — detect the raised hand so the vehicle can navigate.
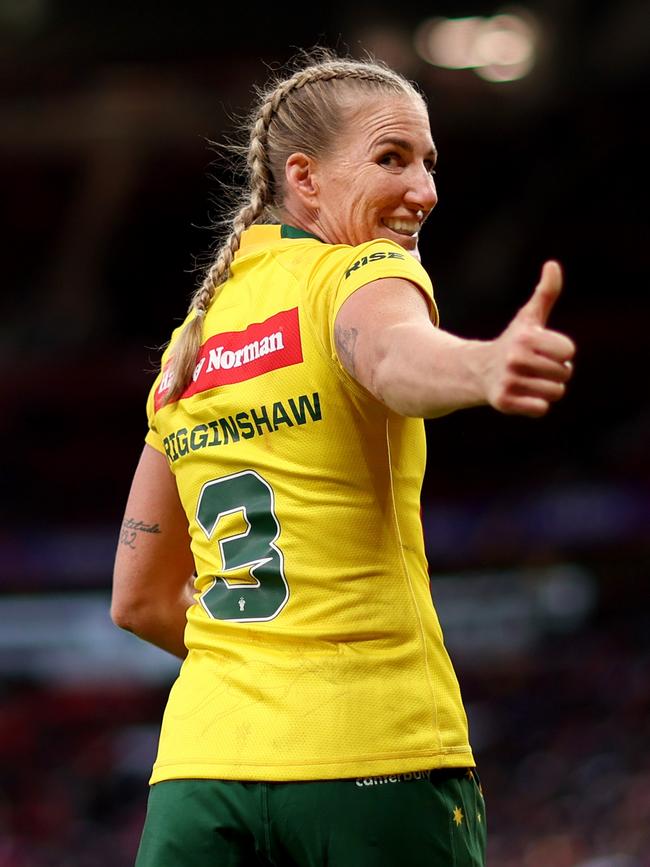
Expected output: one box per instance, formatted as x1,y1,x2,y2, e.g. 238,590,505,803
485,261,576,417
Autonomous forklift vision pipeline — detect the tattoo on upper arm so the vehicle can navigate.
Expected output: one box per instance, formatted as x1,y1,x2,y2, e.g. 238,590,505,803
119,517,162,549
334,324,359,377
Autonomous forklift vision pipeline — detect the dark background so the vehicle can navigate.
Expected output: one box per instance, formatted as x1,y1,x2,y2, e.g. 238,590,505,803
1,1,649,865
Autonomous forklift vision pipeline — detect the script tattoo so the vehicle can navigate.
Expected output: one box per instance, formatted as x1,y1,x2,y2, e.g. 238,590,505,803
119,517,162,549
334,324,359,377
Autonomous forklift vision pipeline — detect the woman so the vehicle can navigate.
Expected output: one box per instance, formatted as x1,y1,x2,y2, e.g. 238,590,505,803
112,50,575,867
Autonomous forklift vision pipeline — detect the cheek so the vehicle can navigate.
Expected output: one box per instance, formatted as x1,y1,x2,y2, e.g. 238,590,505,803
349,176,381,216
337,186,366,229
346,199,373,240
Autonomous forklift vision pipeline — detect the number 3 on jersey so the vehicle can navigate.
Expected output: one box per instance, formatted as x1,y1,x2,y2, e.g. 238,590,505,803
195,470,289,622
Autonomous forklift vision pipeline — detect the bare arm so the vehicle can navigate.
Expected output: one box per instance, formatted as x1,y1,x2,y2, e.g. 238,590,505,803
334,261,575,418
112,444,196,659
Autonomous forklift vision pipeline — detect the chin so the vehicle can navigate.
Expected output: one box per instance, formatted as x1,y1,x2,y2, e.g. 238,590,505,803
378,227,417,249
392,235,420,261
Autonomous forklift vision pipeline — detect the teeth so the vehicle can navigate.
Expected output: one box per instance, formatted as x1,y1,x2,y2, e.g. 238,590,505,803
383,218,419,235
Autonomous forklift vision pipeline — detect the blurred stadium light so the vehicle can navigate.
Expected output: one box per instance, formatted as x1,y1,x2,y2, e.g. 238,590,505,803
414,10,539,82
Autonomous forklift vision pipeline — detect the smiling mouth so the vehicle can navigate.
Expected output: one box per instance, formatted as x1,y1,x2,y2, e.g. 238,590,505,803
381,218,420,237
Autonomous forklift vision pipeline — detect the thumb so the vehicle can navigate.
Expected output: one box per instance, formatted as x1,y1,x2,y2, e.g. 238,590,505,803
518,260,563,327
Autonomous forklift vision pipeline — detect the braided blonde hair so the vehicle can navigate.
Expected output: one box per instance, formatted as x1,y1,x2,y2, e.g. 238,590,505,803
161,49,423,405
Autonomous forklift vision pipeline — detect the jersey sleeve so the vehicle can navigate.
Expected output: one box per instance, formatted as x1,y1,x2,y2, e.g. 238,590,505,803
304,238,438,368
143,319,189,456
144,373,166,455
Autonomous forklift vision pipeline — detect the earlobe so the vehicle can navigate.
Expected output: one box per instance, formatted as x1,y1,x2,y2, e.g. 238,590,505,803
285,152,319,205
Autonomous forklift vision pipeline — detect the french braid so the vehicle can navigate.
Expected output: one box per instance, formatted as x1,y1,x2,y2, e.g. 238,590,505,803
161,52,421,405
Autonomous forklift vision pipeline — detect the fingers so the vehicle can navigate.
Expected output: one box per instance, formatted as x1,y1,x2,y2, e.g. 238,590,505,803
494,373,569,416
510,328,576,382
517,260,563,327
490,322,575,418
502,396,553,418
501,324,575,383
512,354,574,383
511,377,567,403
489,260,575,418
530,327,576,363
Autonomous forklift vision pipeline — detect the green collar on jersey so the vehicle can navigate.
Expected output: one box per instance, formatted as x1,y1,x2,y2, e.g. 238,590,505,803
280,224,323,242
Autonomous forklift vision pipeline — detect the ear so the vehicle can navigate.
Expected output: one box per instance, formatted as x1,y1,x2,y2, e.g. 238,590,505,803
285,152,320,208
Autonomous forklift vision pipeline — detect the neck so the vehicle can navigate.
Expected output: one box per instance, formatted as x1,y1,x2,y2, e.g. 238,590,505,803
279,205,327,243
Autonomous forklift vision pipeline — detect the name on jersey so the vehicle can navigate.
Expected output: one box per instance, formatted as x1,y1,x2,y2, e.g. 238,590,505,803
155,307,303,410
162,392,322,463
345,250,406,279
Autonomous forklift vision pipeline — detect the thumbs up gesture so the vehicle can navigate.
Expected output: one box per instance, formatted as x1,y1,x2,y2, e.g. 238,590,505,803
485,261,576,417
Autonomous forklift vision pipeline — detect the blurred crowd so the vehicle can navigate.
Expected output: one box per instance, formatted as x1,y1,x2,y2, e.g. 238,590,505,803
1,599,649,867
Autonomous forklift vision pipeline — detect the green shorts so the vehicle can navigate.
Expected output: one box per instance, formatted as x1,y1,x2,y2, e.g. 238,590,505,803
135,767,486,867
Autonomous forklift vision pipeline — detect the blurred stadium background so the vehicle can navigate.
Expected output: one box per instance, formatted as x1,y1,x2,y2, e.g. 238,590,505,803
1,0,649,864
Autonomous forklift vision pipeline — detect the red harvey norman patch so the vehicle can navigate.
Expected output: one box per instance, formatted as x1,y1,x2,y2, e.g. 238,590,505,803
155,307,303,409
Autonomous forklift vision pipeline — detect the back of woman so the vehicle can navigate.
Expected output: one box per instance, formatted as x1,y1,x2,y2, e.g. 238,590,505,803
146,221,473,784
113,47,574,867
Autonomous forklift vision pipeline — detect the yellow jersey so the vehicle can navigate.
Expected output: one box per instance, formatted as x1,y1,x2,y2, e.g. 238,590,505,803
145,224,474,782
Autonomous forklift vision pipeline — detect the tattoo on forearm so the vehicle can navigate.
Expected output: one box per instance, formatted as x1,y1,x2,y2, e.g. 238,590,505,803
119,517,162,549
334,324,359,376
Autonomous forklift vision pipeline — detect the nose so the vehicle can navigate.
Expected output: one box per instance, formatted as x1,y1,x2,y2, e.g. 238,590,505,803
405,165,438,214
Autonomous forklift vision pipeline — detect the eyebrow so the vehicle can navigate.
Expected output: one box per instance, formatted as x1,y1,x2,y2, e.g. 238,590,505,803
375,137,438,161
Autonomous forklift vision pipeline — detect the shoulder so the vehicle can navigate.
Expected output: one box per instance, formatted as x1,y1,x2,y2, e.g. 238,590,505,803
309,238,428,283
313,239,436,322
334,239,419,283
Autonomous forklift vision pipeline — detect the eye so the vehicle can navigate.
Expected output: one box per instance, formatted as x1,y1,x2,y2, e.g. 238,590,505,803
378,151,402,169
424,159,437,175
